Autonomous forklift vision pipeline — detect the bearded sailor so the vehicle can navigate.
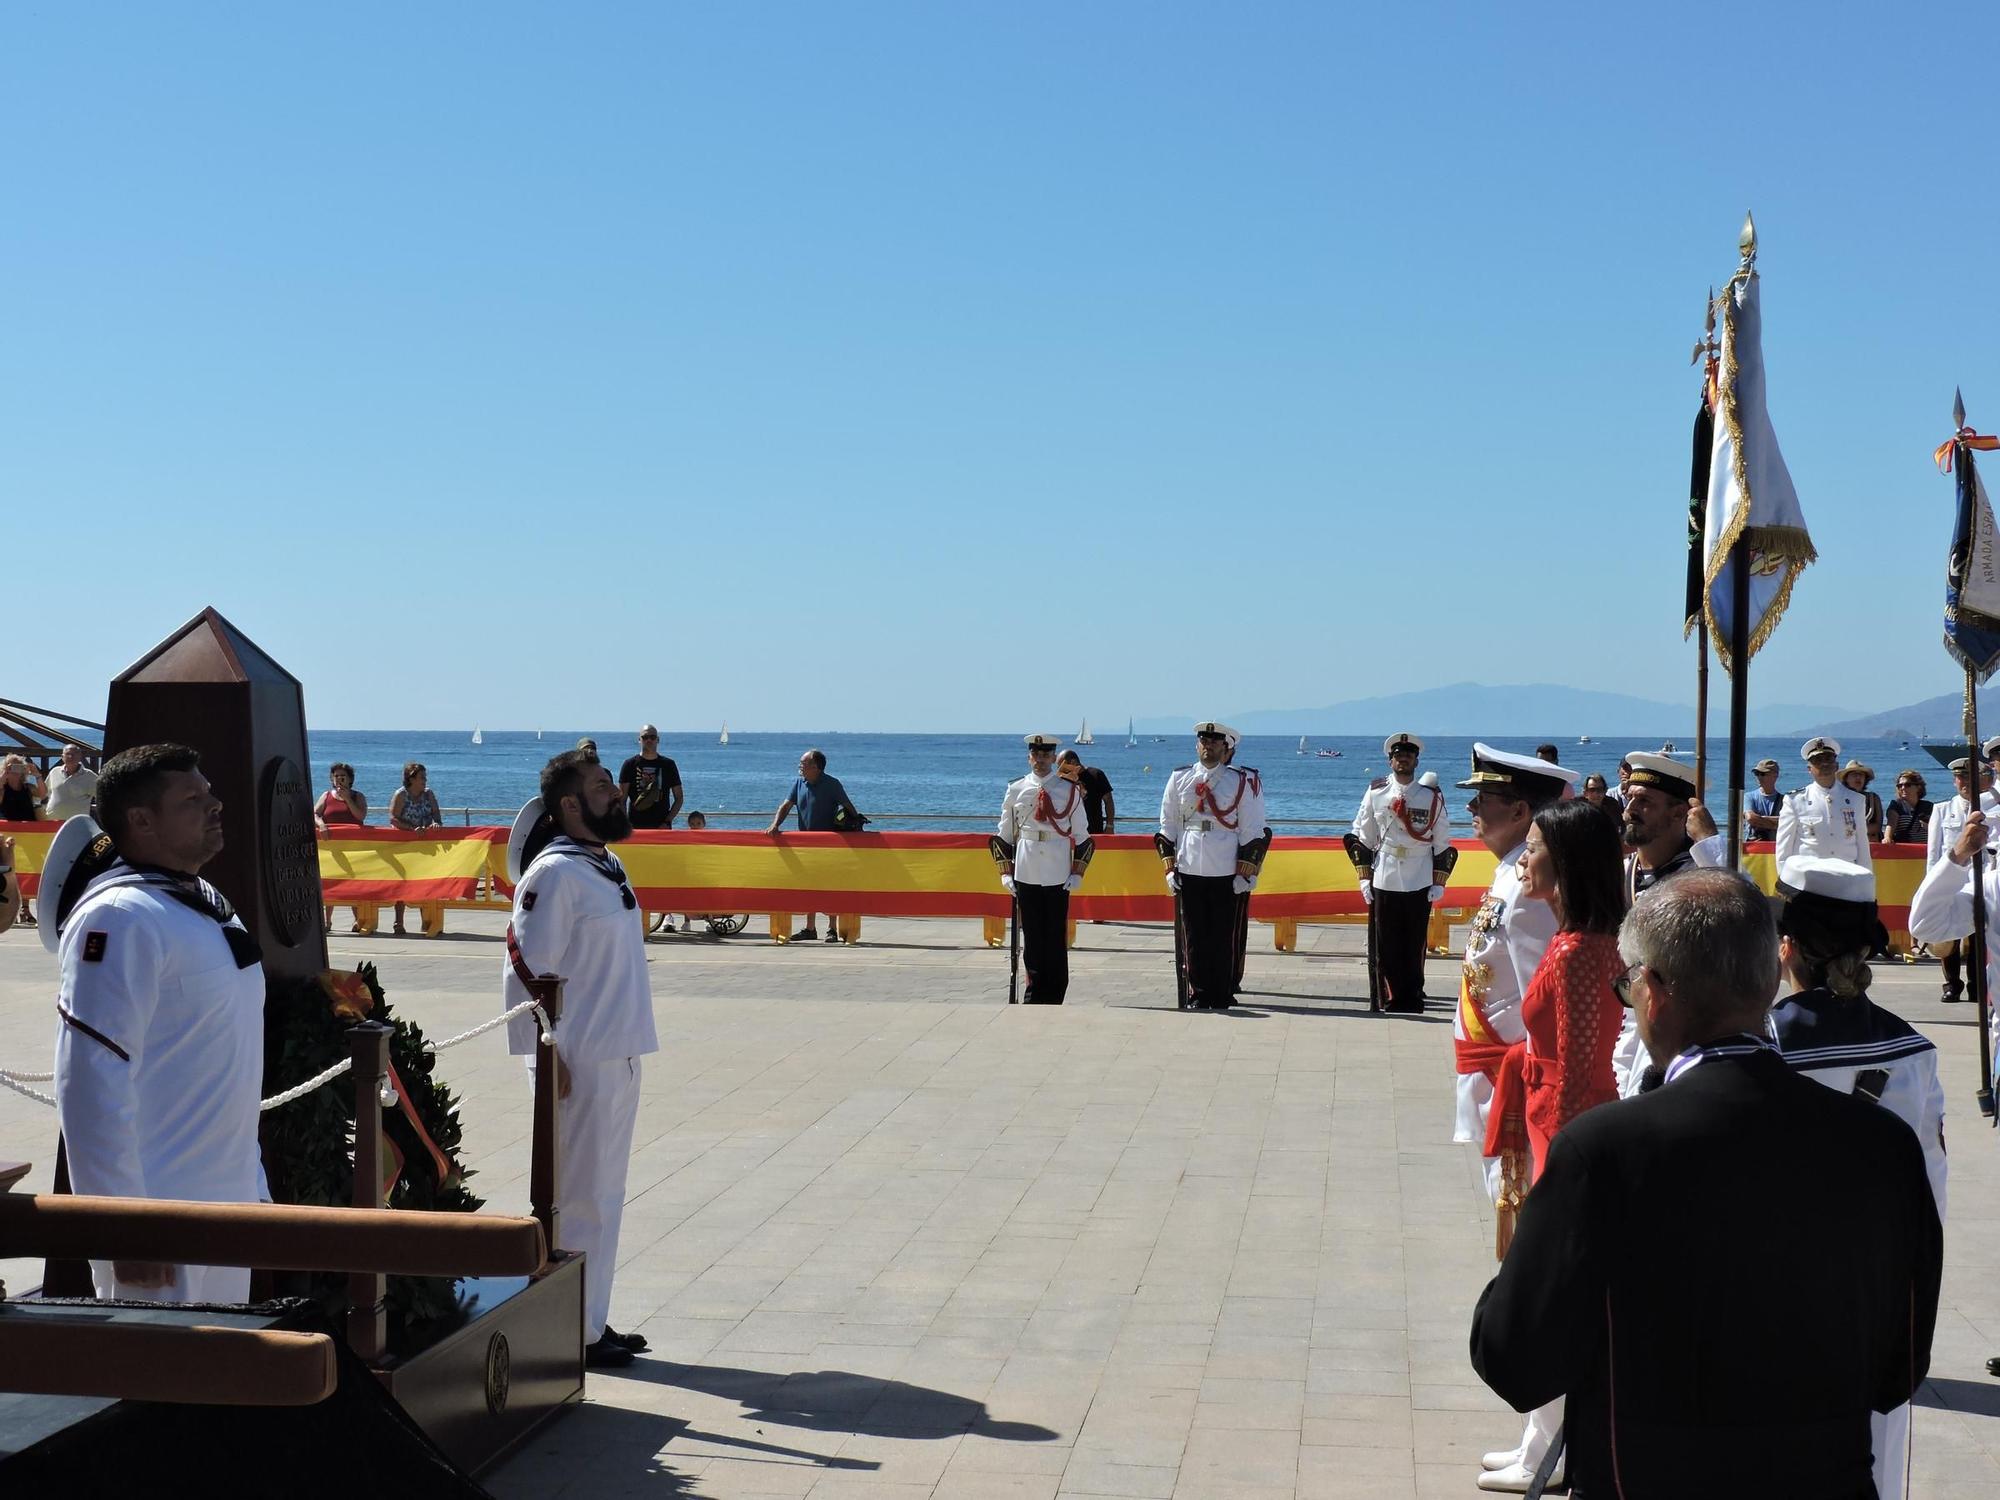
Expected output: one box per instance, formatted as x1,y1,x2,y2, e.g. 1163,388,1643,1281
1775,735,1875,871
48,744,266,1304
1453,744,1574,1198
1349,732,1452,1014
996,734,1093,1004
503,749,660,1367
1158,722,1269,1010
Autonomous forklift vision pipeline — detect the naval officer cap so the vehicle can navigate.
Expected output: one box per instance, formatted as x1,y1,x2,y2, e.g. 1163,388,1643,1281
1457,742,1578,807
1192,721,1242,748
1950,756,1974,774
1624,751,1698,803
1983,735,2000,759
1383,732,1423,757
1800,735,1842,762
1024,733,1062,752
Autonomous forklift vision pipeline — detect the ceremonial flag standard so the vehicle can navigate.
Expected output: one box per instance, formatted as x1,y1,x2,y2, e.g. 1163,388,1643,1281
1702,271,1815,671
1941,431,2000,682
1683,390,1712,638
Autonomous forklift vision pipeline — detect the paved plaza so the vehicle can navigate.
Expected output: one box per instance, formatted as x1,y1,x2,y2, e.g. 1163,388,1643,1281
4,911,2000,1497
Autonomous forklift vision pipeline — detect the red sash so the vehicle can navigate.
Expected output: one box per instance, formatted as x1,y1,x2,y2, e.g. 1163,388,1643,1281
1195,771,1247,829
1034,782,1081,845
1479,1040,1531,1260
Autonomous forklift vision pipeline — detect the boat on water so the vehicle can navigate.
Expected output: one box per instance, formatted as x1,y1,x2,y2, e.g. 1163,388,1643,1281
1077,718,1093,746
1316,748,1342,759
1661,740,1676,753
1578,734,1592,744
719,722,730,746
1297,736,1308,755
471,727,483,746
1125,717,1138,748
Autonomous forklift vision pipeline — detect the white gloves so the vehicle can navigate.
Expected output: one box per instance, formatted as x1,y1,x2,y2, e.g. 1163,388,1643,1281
1000,875,1016,895
1231,875,1251,895
1065,873,1083,893
1428,884,1445,903
1165,871,1181,893
1359,884,1374,907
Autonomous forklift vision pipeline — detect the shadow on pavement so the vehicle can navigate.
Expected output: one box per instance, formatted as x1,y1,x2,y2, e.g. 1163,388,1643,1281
1918,1375,2000,1417
631,1361,1060,1443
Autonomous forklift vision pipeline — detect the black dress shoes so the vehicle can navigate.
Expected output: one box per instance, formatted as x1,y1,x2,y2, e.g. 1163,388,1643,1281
600,1324,650,1352
585,1336,636,1368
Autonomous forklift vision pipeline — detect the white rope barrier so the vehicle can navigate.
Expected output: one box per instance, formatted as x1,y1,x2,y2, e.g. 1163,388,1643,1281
0,1002,555,1114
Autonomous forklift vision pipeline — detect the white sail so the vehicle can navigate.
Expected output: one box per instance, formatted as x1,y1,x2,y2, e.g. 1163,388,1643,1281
1298,735,1307,753
1076,718,1093,745
1125,717,1137,748
471,727,483,745
719,722,730,746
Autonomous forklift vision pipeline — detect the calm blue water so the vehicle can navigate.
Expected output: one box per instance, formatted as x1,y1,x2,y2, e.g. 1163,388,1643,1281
304,730,1936,831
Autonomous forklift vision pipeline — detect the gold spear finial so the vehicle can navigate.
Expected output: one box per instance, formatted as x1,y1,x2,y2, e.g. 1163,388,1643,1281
1738,211,1757,265
1956,387,1967,431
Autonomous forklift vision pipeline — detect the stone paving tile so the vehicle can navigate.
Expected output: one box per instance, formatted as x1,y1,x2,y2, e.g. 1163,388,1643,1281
4,916,2000,1496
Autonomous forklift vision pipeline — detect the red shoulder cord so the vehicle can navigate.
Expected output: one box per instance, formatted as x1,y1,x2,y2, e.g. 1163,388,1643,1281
1389,785,1442,842
1194,769,1248,830
1034,781,1082,847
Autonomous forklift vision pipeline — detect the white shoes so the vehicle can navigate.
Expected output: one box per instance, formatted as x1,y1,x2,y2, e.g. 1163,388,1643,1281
1481,1450,1522,1471
1475,1458,1563,1493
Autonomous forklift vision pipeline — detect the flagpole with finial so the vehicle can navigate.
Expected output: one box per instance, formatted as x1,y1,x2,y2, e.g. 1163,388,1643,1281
1945,386,1997,1118
1722,212,1756,869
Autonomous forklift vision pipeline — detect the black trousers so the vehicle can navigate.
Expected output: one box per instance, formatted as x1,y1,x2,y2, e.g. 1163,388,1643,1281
1017,880,1071,1004
1180,873,1238,1008
1374,887,1431,1011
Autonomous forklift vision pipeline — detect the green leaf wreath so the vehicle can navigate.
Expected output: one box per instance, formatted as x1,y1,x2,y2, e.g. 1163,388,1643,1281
261,961,485,1346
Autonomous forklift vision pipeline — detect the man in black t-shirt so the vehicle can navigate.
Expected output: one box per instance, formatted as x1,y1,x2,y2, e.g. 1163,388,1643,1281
619,724,683,830
1057,750,1116,834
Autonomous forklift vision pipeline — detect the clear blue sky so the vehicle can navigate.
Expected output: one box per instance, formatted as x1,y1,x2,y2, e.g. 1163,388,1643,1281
8,4,1996,733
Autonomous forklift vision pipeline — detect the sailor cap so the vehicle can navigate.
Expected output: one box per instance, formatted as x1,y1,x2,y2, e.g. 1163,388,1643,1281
1779,855,1876,904
1624,751,1698,803
1383,732,1423,757
1983,735,2000,759
1024,734,1062,751
1951,756,1974,774
1800,736,1842,761
506,796,555,885
1192,721,1241,748
1457,742,1579,804
39,814,118,956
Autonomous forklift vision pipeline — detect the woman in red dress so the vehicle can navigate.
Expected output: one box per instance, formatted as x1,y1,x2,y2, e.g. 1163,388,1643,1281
1514,797,1627,1177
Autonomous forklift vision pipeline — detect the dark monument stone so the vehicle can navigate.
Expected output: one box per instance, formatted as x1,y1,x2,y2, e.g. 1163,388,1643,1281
102,606,326,983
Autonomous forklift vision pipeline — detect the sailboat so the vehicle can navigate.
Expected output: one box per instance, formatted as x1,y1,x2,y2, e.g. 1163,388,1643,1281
1297,735,1308,755
1125,717,1137,749
719,722,730,746
1076,718,1094,746
536,727,543,741
471,727,483,746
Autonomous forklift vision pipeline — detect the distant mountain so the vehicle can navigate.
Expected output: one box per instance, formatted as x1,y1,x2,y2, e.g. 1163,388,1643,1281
1803,691,1998,742
1135,682,1859,739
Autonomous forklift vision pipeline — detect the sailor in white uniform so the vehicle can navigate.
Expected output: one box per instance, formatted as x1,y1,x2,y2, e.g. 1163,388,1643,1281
1349,732,1452,1014
1452,744,1572,1192
1912,804,2000,1112
1159,722,1269,1010
997,734,1093,1004
1924,758,1998,1003
1772,855,1946,1500
50,744,266,1304
504,749,660,1367
1774,735,1874,872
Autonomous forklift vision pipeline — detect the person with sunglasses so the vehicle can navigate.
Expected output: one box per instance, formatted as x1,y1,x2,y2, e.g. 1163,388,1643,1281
1775,735,1874,871
501,749,658,1368
1883,768,1931,846
1772,854,1946,1500
1474,797,1625,1493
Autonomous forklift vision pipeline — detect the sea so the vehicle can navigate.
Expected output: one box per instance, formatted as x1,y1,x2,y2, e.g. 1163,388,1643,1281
304,730,1940,831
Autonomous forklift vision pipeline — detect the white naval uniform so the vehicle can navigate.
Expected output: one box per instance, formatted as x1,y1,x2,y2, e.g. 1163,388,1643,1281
503,841,659,1344
1926,790,2000,868
1160,762,1267,879
1349,777,1450,892
1910,852,2000,1094
53,863,266,1303
1775,780,1875,870
1453,842,1557,1197
998,770,1084,886
1772,987,1947,1500
1609,836,1731,1098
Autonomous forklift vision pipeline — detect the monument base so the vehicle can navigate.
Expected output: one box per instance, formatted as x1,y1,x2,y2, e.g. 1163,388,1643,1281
373,1253,584,1475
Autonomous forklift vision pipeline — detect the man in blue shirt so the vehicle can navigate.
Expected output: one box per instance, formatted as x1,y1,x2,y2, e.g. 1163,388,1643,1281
1745,756,1782,838
765,748,864,942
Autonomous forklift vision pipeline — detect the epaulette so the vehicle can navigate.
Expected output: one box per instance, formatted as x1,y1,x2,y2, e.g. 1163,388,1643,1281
1172,764,1193,773
1369,776,1388,790
1235,764,1259,776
